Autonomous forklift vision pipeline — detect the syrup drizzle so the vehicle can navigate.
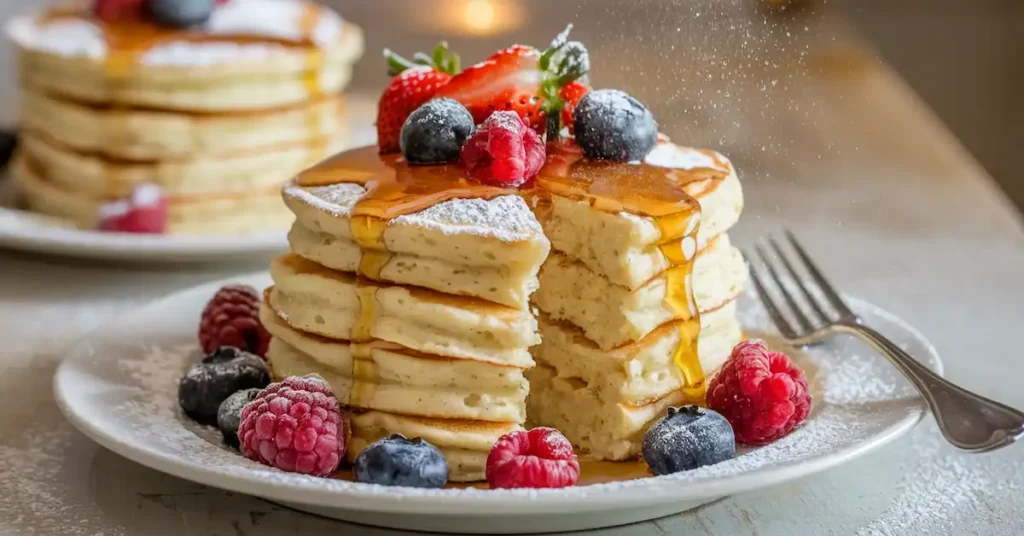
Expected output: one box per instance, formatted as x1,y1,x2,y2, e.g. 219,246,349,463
295,144,728,406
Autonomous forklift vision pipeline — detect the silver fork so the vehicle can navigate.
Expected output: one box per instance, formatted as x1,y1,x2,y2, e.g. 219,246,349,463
745,231,1024,452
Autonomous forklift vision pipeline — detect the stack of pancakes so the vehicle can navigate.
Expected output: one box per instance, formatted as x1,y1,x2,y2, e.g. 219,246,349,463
527,142,747,460
4,0,363,233
261,181,551,481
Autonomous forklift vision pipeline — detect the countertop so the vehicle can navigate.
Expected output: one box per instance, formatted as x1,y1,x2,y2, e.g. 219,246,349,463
1,4,1023,535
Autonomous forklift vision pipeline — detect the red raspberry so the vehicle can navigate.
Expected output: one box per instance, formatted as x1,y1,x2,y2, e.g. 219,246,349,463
98,184,168,234
460,111,545,188
94,0,145,22
198,285,270,358
486,427,579,489
560,82,590,135
238,375,347,476
707,340,811,445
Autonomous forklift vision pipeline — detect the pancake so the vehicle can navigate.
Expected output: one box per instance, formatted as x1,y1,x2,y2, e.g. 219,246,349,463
6,4,364,111
348,411,522,482
534,233,747,349
19,89,351,160
526,301,743,461
283,181,550,308
262,303,530,422
18,129,348,198
11,153,293,234
537,143,744,290
268,254,539,366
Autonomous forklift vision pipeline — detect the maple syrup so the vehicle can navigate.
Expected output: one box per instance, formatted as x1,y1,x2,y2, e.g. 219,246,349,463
295,143,727,406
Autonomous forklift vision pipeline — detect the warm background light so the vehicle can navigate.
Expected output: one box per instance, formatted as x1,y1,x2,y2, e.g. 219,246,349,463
427,0,525,37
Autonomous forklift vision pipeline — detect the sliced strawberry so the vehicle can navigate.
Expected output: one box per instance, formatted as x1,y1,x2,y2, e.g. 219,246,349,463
559,81,590,136
437,25,590,138
376,43,460,154
435,45,545,131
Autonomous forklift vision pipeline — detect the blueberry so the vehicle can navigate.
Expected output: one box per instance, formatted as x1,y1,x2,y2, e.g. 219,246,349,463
354,434,448,488
573,89,658,162
642,405,735,475
147,0,215,28
216,387,262,448
178,347,270,425
399,98,474,165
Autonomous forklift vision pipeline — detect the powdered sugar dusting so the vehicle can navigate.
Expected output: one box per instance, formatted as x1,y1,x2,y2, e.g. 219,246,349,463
5,0,344,67
286,181,544,243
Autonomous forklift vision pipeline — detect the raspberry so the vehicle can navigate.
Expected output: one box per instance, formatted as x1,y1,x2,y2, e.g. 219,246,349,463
94,0,145,22
198,285,270,358
706,340,811,445
238,375,347,476
98,184,168,234
486,427,579,489
460,111,545,188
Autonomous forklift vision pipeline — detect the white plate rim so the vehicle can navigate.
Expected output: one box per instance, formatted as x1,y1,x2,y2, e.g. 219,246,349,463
53,272,942,515
0,207,287,261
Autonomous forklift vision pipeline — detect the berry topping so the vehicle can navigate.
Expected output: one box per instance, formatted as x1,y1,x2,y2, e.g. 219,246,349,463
178,347,270,425
98,183,168,234
486,427,579,489
460,111,545,188
146,0,215,28
573,89,658,162
198,285,270,357
558,81,590,136
436,25,589,134
238,375,346,476
399,98,475,165
217,387,262,448
707,340,812,445
94,0,145,22
641,405,735,475
353,434,448,488
377,43,461,154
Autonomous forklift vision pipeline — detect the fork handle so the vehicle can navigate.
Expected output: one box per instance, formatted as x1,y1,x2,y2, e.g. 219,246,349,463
837,322,1024,451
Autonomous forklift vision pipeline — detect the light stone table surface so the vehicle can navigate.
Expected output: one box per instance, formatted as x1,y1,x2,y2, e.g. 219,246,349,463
2,13,1024,536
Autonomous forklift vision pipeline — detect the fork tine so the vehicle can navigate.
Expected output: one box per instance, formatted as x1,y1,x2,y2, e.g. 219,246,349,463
755,243,814,332
768,237,831,323
784,230,855,318
744,251,799,339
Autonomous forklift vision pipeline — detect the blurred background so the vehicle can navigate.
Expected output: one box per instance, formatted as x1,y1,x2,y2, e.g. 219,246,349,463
1,0,1021,215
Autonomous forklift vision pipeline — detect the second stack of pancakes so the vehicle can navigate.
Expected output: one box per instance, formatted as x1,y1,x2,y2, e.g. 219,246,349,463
527,142,748,461
260,153,551,481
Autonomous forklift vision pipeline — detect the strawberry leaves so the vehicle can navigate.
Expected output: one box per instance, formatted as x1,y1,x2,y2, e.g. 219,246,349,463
539,25,590,140
384,42,461,77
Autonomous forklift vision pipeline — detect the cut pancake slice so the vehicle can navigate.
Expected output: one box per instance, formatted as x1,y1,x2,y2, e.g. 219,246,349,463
534,233,747,350
283,181,550,309
288,222,541,309
536,143,743,290
268,254,539,366
11,153,293,233
532,299,742,407
349,411,522,482
262,302,529,422
526,301,742,461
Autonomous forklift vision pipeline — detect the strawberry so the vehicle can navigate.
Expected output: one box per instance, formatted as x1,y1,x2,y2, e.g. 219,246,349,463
376,43,461,154
436,25,590,138
558,81,590,136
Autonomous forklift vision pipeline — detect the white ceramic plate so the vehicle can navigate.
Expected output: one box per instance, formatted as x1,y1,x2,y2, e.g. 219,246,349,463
0,207,288,262
53,273,941,534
